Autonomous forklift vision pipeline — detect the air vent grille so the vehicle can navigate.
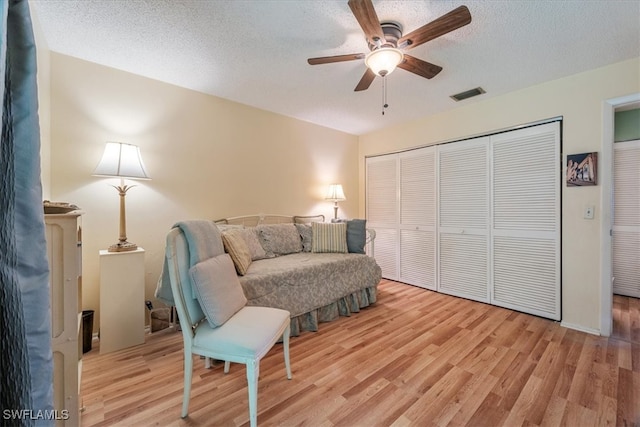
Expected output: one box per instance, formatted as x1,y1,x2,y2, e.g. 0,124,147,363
450,87,485,102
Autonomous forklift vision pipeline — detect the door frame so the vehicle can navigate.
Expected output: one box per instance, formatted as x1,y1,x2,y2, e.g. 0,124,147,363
600,92,640,337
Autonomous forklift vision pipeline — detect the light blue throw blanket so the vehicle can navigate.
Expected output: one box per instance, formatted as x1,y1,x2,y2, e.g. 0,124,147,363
155,220,224,306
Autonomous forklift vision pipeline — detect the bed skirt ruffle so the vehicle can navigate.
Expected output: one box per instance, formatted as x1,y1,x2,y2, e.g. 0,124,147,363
289,286,377,336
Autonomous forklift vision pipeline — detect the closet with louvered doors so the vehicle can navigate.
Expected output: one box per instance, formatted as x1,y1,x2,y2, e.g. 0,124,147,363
399,147,437,290
438,137,491,302
366,155,399,280
365,147,437,289
365,120,562,321
613,139,640,298
490,123,561,320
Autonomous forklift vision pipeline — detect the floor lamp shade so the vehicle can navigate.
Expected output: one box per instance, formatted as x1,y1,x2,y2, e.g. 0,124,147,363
93,142,150,252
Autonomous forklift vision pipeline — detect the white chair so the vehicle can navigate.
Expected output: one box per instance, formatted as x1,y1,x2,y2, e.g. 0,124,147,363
164,227,292,427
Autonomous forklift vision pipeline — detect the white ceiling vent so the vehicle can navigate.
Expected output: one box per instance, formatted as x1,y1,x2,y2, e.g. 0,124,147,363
450,87,486,102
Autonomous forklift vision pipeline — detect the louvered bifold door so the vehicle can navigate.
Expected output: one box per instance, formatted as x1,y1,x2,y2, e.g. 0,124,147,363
399,147,436,289
366,155,399,280
438,138,490,302
613,139,640,298
491,122,561,320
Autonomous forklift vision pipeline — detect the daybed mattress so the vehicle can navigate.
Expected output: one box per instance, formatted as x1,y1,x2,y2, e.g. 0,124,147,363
239,252,381,335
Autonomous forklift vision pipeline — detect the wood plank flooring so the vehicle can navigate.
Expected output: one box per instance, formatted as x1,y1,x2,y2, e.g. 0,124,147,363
80,280,640,426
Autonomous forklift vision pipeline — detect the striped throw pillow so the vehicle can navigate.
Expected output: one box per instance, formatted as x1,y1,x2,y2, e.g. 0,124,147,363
311,222,348,253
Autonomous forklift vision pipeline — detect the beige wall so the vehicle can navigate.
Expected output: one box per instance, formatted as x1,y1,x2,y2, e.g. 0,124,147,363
49,53,359,329
358,57,640,334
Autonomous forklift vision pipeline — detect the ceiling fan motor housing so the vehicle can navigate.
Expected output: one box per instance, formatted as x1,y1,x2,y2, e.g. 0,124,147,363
368,21,403,50
307,1,472,92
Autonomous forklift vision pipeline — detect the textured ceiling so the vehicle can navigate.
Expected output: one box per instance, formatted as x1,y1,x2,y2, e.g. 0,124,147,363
30,0,640,135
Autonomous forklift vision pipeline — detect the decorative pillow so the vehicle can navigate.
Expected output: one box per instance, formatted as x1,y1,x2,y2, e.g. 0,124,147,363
311,222,348,253
257,223,303,256
346,219,367,254
294,223,313,252
224,227,268,261
221,231,252,275
189,254,247,328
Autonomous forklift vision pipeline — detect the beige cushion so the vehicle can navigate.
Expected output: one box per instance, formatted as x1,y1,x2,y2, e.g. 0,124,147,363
221,232,252,275
189,254,247,328
311,222,348,253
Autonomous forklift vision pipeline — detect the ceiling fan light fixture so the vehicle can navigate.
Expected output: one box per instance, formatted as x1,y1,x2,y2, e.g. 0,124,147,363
365,47,404,77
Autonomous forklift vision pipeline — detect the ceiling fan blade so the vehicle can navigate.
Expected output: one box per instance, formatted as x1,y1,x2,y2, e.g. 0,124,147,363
398,5,471,50
354,68,376,91
307,53,365,65
398,55,443,79
348,0,386,44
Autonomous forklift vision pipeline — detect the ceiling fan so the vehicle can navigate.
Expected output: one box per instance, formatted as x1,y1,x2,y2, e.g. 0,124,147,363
307,0,472,92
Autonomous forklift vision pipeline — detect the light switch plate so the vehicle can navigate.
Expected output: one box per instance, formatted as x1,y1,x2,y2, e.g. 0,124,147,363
584,205,595,219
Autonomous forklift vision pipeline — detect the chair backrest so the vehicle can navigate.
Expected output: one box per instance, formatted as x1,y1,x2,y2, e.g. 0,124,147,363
165,227,206,341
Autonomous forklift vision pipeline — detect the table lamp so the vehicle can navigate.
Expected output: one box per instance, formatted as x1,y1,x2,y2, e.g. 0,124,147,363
325,184,346,220
93,142,150,252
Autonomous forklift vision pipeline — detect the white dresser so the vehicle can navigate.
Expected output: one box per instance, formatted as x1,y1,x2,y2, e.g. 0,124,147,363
44,211,83,426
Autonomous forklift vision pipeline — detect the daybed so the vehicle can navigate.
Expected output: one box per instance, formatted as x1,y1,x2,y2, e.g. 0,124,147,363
156,214,381,336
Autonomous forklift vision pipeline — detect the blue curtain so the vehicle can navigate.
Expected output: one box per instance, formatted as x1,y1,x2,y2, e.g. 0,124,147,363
0,1,53,425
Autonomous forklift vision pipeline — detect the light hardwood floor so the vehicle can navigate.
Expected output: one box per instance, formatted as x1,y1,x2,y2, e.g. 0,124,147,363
80,280,639,426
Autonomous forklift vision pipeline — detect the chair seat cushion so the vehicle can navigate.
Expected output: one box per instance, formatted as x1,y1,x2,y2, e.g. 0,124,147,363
193,306,290,360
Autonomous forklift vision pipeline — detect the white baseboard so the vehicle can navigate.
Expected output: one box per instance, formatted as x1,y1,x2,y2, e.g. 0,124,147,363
560,321,601,336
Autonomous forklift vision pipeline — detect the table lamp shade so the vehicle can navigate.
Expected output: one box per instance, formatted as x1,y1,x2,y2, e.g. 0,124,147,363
325,184,346,202
93,142,150,179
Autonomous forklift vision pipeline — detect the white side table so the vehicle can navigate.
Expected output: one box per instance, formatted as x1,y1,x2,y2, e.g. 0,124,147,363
99,247,145,354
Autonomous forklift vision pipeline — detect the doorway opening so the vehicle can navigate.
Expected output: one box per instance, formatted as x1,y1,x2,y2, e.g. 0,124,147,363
600,93,640,337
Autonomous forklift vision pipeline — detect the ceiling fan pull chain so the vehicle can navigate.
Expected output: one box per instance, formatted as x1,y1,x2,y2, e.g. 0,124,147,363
381,76,384,115
382,75,389,115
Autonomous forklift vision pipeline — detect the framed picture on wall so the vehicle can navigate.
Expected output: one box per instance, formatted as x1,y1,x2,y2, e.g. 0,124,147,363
566,152,597,186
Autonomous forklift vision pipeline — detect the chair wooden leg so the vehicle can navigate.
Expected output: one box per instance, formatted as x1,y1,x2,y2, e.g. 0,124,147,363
246,360,259,427
181,351,194,418
283,325,292,380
